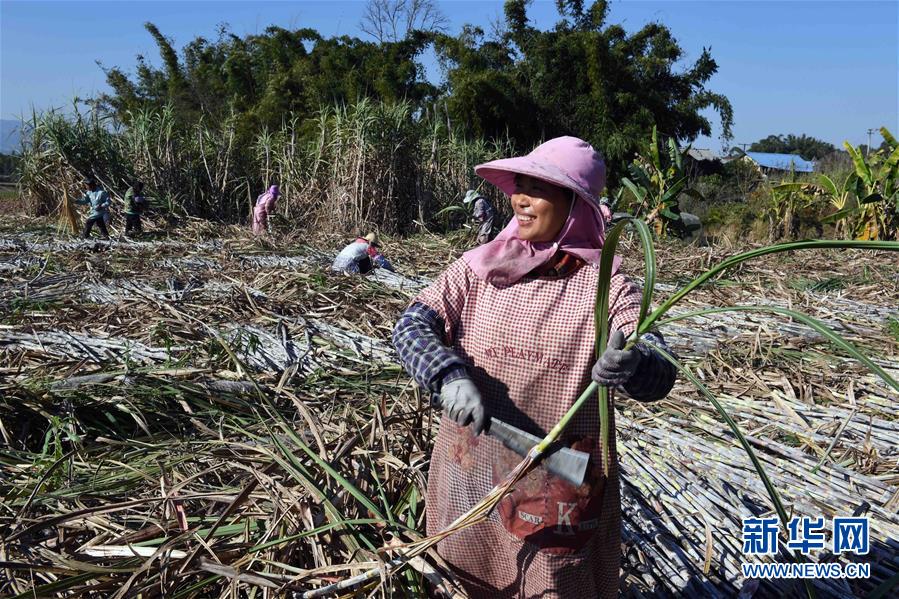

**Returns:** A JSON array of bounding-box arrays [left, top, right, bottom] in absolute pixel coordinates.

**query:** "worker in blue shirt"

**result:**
[[75, 178, 111, 240]]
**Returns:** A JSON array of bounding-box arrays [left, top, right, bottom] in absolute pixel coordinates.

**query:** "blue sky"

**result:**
[[1, 0, 897, 151]]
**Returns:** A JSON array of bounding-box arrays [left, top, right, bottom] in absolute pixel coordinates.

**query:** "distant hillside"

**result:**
[[1, 120, 22, 153]]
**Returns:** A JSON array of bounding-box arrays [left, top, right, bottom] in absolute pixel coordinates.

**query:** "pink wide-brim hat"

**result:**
[[474, 136, 606, 215]]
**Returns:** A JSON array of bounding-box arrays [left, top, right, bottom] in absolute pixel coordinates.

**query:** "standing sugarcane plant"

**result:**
[[305, 219, 899, 597]]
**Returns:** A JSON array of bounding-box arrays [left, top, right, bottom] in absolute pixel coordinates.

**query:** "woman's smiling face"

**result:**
[[510, 175, 572, 242]]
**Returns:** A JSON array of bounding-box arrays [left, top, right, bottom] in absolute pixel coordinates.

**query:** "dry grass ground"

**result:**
[[1, 211, 897, 598]]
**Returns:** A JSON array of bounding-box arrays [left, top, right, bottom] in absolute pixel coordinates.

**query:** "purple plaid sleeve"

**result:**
[[392, 302, 468, 394], [622, 331, 677, 402]]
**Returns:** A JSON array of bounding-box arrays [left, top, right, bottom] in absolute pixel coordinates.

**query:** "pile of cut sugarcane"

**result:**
[[1, 214, 897, 598]]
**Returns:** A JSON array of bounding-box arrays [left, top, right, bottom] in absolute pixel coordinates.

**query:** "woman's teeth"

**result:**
[[516, 214, 535, 223]]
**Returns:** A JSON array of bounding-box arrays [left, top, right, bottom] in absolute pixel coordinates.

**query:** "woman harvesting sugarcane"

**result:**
[[393, 136, 677, 598]]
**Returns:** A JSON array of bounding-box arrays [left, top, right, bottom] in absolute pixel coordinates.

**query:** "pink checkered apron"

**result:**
[[415, 258, 642, 598]]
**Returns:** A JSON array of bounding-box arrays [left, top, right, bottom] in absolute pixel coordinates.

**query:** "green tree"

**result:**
[[98, 22, 436, 132], [436, 0, 734, 179], [434, 25, 537, 140], [748, 133, 835, 160]]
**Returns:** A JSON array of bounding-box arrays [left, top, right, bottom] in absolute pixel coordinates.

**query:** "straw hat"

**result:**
[[364, 232, 380, 247], [463, 189, 481, 204]]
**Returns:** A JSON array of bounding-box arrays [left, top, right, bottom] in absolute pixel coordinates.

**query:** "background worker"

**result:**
[[123, 180, 147, 237], [331, 232, 395, 274], [75, 177, 111, 240], [463, 189, 496, 245], [252, 184, 280, 235], [392, 137, 676, 598]]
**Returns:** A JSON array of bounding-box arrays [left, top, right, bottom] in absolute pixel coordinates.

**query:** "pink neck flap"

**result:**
[[462, 196, 621, 287]]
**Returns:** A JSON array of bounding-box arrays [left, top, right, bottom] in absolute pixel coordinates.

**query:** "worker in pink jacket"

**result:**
[[252, 184, 280, 235]]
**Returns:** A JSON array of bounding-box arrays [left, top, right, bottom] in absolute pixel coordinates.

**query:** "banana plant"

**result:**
[[769, 174, 817, 241], [832, 127, 899, 240], [817, 171, 858, 239], [621, 126, 703, 237]]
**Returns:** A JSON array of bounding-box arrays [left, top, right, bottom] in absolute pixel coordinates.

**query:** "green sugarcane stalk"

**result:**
[[535, 219, 654, 473]]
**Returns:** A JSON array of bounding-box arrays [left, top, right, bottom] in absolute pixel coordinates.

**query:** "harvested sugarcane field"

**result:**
[[1, 209, 898, 598], [3, 1, 899, 598]]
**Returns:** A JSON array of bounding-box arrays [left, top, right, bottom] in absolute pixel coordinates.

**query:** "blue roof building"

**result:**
[[744, 152, 816, 173]]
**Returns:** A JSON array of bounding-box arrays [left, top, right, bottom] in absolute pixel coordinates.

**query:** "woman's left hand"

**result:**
[[440, 378, 487, 435], [591, 329, 642, 387]]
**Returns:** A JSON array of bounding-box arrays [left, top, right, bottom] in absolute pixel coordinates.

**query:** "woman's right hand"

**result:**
[[439, 378, 487, 435]]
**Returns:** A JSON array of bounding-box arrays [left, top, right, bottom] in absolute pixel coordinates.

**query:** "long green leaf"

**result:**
[[658, 177, 687, 206], [884, 144, 899, 170], [818, 175, 838, 198], [621, 177, 647, 202], [820, 206, 863, 224], [841, 172, 858, 194], [211, 333, 375, 555], [593, 220, 628, 474], [668, 137, 681, 170], [647, 343, 815, 599], [9, 573, 101, 598], [638, 240, 899, 335], [879, 126, 897, 149], [844, 141, 873, 185], [262, 431, 371, 553], [169, 576, 223, 598], [249, 518, 387, 553], [650, 126, 661, 170], [859, 192, 884, 205], [627, 163, 653, 193], [273, 423, 384, 520], [657, 306, 899, 393], [217, 331, 386, 521], [629, 218, 657, 325]]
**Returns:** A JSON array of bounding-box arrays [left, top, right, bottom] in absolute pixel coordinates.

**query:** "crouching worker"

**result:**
[[124, 181, 147, 237], [331, 232, 395, 274], [391, 136, 676, 598], [253, 185, 280, 235], [76, 178, 111, 240]]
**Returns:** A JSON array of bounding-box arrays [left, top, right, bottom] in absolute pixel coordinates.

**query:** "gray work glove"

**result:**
[[439, 377, 487, 435], [592, 329, 642, 387]]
